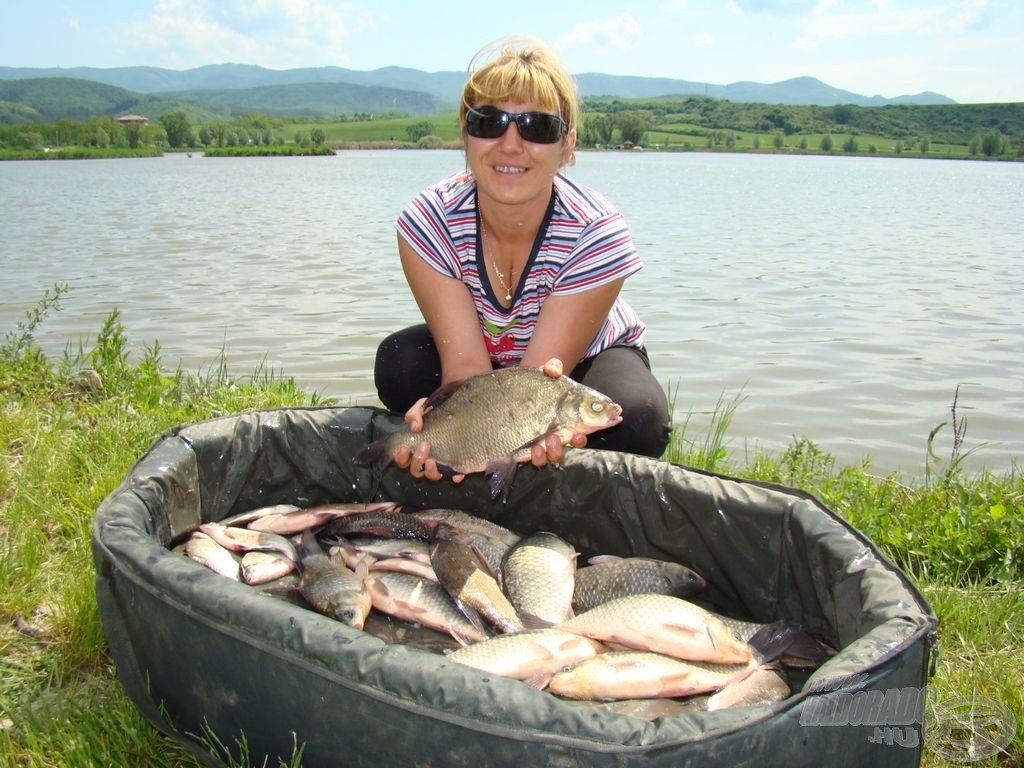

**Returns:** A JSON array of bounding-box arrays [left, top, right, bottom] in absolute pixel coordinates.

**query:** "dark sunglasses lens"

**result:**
[[516, 113, 564, 144], [466, 108, 564, 144], [466, 108, 508, 139]]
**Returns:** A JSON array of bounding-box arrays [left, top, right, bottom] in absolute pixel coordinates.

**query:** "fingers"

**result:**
[[542, 357, 563, 378], [404, 397, 429, 433]]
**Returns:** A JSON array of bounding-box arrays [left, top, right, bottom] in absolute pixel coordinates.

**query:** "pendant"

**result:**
[[504, 290, 512, 301]]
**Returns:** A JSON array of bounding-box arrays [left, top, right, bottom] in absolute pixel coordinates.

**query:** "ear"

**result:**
[[562, 128, 577, 167]]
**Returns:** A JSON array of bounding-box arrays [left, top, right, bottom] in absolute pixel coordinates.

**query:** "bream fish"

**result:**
[[572, 555, 706, 612], [355, 366, 623, 499], [446, 629, 605, 688], [430, 523, 523, 635], [548, 650, 760, 701], [502, 532, 578, 628], [555, 593, 752, 665], [365, 571, 487, 646]]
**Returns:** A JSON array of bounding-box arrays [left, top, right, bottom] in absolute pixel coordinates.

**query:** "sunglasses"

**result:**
[[464, 106, 567, 144]]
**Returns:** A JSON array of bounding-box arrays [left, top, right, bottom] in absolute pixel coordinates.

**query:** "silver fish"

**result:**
[[446, 629, 605, 688], [220, 503, 300, 528], [411, 508, 521, 547], [247, 501, 401, 535], [330, 536, 432, 565], [364, 572, 487, 646], [182, 532, 242, 580], [572, 555, 706, 612], [240, 550, 297, 585], [706, 666, 791, 710], [548, 651, 759, 701], [502, 532, 577, 628], [368, 556, 437, 581], [299, 553, 371, 630], [356, 366, 623, 498], [555, 594, 753, 665], [197, 522, 298, 562], [430, 524, 523, 635]]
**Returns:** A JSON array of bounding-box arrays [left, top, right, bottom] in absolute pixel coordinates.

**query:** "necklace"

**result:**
[[481, 222, 514, 302]]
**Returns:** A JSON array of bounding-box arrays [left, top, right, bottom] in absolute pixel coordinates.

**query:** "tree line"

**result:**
[[0, 112, 330, 151]]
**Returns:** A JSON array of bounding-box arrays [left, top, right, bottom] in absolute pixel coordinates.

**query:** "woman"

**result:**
[[374, 36, 670, 481]]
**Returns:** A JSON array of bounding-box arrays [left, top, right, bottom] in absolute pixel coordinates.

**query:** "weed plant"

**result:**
[[1, 287, 1020, 766]]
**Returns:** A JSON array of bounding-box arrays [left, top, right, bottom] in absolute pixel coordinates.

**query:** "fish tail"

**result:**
[[486, 457, 519, 501]]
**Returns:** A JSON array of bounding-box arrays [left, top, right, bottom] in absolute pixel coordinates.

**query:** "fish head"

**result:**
[[334, 590, 373, 630], [558, 384, 623, 435]]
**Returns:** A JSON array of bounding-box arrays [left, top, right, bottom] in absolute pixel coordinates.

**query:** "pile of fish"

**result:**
[[173, 501, 834, 715]]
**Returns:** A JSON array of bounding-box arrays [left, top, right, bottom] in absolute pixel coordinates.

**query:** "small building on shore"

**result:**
[[117, 114, 150, 125]]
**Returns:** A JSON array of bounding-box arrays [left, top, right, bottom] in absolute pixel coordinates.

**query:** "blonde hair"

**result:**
[[459, 36, 579, 142]]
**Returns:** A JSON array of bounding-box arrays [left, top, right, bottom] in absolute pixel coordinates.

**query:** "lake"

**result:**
[[1, 150, 1021, 475]]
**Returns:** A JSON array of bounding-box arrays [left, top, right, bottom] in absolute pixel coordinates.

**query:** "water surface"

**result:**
[[1, 150, 1020, 474]]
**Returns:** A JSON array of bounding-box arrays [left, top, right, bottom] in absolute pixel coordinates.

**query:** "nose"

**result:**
[[497, 120, 526, 149]]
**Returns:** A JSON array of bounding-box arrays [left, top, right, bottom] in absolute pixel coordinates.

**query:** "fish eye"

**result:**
[[340, 609, 356, 622], [590, 402, 605, 413]]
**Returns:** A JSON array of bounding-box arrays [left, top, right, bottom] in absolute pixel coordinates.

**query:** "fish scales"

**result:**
[[299, 553, 371, 630], [365, 572, 487, 646], [555, 593, 753, 665], [572, 556, 706, 612], [446, 629, 605, 686], [430, 528, 523, 635], [547, 650, 758, 701], [502, 532, 577, 628]]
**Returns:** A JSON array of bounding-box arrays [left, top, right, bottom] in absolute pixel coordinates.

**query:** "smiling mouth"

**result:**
[[495, 165, 526, 175]]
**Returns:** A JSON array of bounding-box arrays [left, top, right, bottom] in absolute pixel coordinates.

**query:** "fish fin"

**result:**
[[520, 613, 555, 630], [353, 435, 393, 469], [422, 378, 465, 410], [523, 673, 554, 690], [451, 599, 489, 636], [485, 457, 519, 501], [586, 554, 623, 565], [748, 621, 837, 666], [297, 529, 323, 559]]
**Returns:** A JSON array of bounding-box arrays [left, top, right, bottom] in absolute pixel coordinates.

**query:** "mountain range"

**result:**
[[0, 63, 956, 118]]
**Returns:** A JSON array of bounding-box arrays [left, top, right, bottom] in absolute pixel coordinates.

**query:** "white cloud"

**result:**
[[119, 0, 376, 68], [557, 12, 644, 51], [695, 31, 716, 47], [794, 0, 1001, 47]]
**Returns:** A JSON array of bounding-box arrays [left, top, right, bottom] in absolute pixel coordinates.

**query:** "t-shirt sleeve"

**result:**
[[395, 189, 462, 279], [551, 211, 644, 295]]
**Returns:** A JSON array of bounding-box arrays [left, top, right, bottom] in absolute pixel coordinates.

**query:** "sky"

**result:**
[[3, 0, 1022, 104]]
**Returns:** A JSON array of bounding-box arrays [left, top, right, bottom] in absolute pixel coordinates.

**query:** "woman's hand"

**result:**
[[393, 397, 463, 483], [531, 358, 587, 467]]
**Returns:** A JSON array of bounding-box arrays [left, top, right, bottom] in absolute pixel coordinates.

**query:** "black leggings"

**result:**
[[374, 324, 671, 459]]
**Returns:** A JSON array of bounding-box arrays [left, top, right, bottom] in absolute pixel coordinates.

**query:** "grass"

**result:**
[[1, 289, 1020, 766]]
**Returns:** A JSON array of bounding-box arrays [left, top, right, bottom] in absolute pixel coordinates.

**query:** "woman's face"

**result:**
[[465, 100, 576, 214]]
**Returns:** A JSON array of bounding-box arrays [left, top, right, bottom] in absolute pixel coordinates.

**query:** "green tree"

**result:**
[[842, 135, 858, 153], [614, 110, 654, 145], [123, 122, 143, 149], [919, 136, 930, 153], [820, 133, 834, 152], [159, 111, 193, 149], [980, 131, 1007, 157], [406, 121, 435, 142], [580, 114, 613, 146], [772, 131, 784, 150], [310, 128, 327, 145]]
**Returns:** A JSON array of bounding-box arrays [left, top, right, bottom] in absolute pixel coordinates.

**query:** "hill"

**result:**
[[0, 63, 956, 107]]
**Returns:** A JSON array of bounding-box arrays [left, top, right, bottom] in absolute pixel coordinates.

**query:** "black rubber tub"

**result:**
[[92, 406, 938, 767]]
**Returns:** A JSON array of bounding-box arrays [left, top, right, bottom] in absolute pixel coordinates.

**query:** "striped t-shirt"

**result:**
[[395, 171, 646, 367]]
